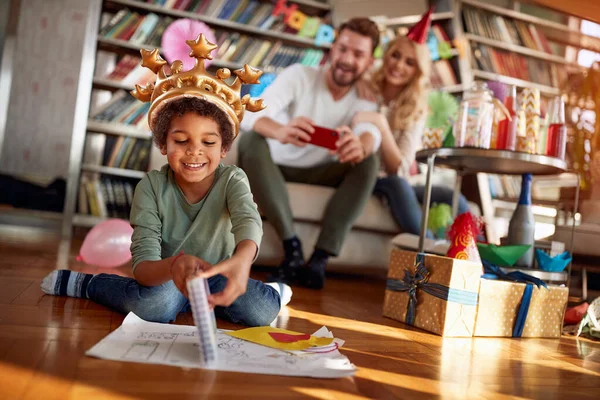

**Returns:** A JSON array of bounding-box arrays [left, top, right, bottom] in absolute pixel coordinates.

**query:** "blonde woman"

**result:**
[[354, 35, 469, 238]]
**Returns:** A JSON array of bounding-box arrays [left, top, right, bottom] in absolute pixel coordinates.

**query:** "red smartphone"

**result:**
[[305, 125, 340, 150]]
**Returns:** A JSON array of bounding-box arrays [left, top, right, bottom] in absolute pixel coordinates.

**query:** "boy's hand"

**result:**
[[275, 116, 315, 147], [171, 254, 210, 298], [199, 256, 252, 308]]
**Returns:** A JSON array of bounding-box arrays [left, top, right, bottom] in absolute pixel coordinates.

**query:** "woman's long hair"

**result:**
[[370, 35, 431, 134]]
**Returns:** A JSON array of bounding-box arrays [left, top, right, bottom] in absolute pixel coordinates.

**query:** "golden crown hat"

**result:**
[[130, 33, 266, 137]]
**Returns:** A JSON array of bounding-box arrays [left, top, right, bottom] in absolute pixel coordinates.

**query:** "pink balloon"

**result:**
[[77, 219, 133, 268], [161, 19, 216, 71]]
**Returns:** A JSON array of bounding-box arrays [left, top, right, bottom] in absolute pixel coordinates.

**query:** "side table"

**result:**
[[415, 148, 580, 296]]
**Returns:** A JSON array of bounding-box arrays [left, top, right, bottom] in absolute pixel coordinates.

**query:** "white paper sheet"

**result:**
[[85, 313, 356, 379]]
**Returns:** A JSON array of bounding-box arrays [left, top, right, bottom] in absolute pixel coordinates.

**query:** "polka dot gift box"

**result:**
[[474, 279, 568, 338], [383, 249, 482, 337]]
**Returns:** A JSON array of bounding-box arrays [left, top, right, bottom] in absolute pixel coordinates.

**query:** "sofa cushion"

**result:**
[[283, 182, 399, 234], [256, 221, 395, 270]]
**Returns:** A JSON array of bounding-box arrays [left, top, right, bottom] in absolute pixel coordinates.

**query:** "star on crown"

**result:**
[[131, 33, 266, 136]]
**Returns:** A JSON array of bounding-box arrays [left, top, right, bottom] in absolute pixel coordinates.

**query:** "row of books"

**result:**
[[137, 0, 327, 32], [463, 7, 559, 55], [79, 176, 137, 219], [91, 91, 150, 128], [102, 36, 325, 90], [100, 9, 173, 47], [101, 135, 153, 171], [213, 30, 327, 70], [471, 44, 567, 88], [488, 174, 522, 199], [488, 174, 559, 201], [102, 1, 318, 47]]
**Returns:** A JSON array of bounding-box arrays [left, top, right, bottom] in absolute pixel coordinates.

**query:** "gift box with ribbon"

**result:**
[[383, 249, 482, 337], [473, 261, 569, 338]]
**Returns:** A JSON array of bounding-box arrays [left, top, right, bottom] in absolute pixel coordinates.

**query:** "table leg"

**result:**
[[452, 171, 464, 218], [567, 172, 583, 303], [418, 154, 436, 253]]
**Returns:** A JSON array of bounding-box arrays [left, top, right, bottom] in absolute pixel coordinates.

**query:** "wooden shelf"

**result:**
[[96, 38, 245, 70], [493, 196, 565, 208], [439, 83, 466, 94], [106, 0, 331, 50], [73, 214, 105, 228], [385, 11, 455, 26], [291, 0, 331, 10], [81, 164, 147, 179], [87, 119, 151, 139], [471, 69, 560, 95], [92, 77, 134, 92], [466, 33, 578, 66], [461, 0, 600, 53]]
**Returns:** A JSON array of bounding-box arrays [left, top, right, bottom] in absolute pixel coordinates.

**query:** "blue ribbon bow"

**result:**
[[481, 259, 547, 337], [386, 253, 478, 326]]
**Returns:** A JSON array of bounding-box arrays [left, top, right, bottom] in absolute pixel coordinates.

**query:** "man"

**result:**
[[238, 17, 381, 290]]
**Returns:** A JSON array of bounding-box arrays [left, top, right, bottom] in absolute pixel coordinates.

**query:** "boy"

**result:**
[[41, 34, 290, 326]]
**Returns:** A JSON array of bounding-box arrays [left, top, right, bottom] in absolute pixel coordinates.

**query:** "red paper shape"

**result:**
[[407, 6, 434, 45], [268, 332, 310, 343]]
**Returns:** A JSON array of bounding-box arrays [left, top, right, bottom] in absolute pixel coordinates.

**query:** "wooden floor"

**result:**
[[1, 225, 600, 399]]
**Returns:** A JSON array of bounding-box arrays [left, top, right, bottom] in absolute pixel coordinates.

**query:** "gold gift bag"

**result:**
[[474, 279, 568, 338], [383, 249, 482, 337]]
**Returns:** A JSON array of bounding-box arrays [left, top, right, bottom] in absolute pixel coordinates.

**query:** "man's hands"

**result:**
[[332, 126, 367, 164], [272, 116, 368, 164], [274, 116, 314, 147]]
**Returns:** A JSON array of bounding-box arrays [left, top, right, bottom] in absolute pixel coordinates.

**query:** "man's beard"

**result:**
[[331, 63, 360, 87]]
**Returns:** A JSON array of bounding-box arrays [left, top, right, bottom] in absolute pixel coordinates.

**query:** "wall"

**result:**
[[330, 0, 428, 25], [0, 0, 91, 180]]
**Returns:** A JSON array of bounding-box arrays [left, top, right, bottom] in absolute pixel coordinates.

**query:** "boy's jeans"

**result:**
[[87, 274, 281, 326]]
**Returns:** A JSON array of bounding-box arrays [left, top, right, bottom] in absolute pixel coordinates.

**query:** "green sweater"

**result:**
[[129, 163, 263, 271]]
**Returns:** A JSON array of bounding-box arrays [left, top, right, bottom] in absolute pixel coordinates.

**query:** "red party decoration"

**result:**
[[268, 332, 311, 343], [446, 212, 483, 265], [407, 6, 434, 45]]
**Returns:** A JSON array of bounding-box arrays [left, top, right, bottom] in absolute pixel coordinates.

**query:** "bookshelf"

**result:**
[[461, 0, 600, 53], [58, 0, 333, 268], [105, 0, 332, 49], [457, 0, 597, 95]]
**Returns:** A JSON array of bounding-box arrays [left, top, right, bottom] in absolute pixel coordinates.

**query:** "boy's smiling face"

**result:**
[[160, 112, 227, 202]]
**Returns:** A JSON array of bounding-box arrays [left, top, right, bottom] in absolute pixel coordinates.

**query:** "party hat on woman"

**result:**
[[406, 6, 434, 44]]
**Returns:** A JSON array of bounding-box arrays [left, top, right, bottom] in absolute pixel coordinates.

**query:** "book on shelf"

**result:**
[[471, 43, 567, 89], [78, 176, 137, 220], [431, 59, 458, 88], [487, 174, 561, 202]]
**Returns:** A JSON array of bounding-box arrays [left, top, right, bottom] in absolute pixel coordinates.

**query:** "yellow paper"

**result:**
[[225, 326, 333, 351]]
